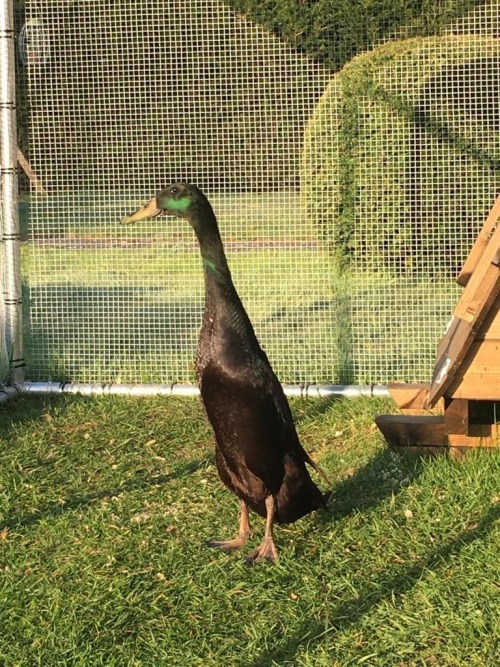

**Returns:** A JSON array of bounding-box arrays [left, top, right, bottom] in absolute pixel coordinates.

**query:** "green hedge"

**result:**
[[302, 35, 500, 277], [17, 0, 329, 193], [225, 0, 483, 70]]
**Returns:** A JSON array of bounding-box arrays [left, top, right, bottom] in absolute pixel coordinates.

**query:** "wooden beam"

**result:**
[[375, 414, 445, 448], [428, 222, 500, 406], [446, 374, 500, 401], [445, 340, 500, 400], [17, 149, 47, 195], [475, 294, 500, 340], [444, 398, 469, 435], [428, 317, 473, 406], [375, 413, 500, 453], [457, 193, 500, 287], [446, 429, 500, 448], [387, 383, 433, 412]]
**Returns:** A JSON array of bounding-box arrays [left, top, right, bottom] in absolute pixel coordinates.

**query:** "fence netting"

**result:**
[[21, 0, 500, 385]]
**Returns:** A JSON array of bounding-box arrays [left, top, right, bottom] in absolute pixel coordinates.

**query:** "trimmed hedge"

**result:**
[[17, 0, 329, 193], [225, 0, 483, 69], [302, 35, 500, 277]]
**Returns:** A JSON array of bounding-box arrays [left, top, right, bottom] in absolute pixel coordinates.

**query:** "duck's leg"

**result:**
[[245, 495, 278, 565], [206, 499, 251, 551]]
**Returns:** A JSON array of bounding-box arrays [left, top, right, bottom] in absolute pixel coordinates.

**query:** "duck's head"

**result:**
[[121, 183, 212, 225]]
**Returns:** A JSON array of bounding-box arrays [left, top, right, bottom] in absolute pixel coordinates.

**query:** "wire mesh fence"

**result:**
[[15, 0, 500, 386]]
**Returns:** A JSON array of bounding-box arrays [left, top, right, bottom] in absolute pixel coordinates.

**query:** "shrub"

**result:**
[[18, 0, 329, 193], [302, 35, 500, 277], [225, 0, 483, 70]]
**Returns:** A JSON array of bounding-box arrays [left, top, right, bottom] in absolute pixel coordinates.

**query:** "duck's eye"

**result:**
[[170, 186, 179, 196]]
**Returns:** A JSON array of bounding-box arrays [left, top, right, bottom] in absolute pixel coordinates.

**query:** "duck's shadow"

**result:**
[[250, 502, 498, 667], [289, 395, 417, 520], [249, 438, 498, 666], [320, 447, 423, 521]]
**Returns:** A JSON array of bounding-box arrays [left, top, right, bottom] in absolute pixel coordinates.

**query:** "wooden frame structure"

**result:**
[[377, 194, 500, 455]]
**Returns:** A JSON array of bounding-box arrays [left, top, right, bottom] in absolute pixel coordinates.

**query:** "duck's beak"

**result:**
[[121, 196, 161, 224]]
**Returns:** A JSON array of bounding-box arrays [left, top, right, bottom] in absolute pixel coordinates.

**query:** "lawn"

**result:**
[[0, 394, 498, 666], [9, 191, 497, 664], [23, 191, 460, 385]]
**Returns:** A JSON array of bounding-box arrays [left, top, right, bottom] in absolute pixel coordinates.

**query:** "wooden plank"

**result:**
[[428, 318, 473, 406], [457, 193, 500, 286], [446, 374, 500, 400], [457, 365, 500, 376], [476, 294, 500, 340], [375, 414, 445, 448], [436, 292, 500, 362], [446, 432, 500, 448], [387, 383, 431, 411], [376, 414, 500, 450], [454, 261, 500, 324], [428, 223, 500, 406], [435, 315, 458, 361], [447, 420, 500, 454], [455, 339, 500, 371], [430, 211, 500, 405], [453, 220, 500, 323], [444, 398, 469, 435]]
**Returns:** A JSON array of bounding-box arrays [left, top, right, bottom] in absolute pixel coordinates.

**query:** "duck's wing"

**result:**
[[218, 342, 331, 487], [200, 360, 291, 504], [262, 357, 331, 487]]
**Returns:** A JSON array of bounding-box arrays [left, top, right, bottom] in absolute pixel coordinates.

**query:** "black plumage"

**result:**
[[122, 183, 330, 563]]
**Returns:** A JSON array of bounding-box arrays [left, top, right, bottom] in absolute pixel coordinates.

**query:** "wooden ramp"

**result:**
[[376, 193, 500, 455]]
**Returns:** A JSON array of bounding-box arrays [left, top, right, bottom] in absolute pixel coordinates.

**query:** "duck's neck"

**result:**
[[200, 232, 231, 283], [192, 212, 238, 303], [193, 210, 257, 344]]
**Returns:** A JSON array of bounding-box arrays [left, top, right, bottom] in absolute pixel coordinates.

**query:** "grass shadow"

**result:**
[[324, 448, 424, 519], [0, 393, 71, 431], [290, 395, 344, 425], [0, 454, 212, 532], [24, 284, 203, 381], [250, 501, 499, 666]]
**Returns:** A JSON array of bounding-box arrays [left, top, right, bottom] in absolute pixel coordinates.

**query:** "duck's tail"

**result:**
[[275, 454, 331, 523], [304, 452, 332, 488]]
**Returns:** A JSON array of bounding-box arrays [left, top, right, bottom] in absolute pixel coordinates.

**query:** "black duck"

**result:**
[[122, 183, 330, 563]]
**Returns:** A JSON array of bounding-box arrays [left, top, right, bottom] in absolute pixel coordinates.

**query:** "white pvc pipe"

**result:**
[[0, 382, 21, 402], [19, 380, 389, 399]]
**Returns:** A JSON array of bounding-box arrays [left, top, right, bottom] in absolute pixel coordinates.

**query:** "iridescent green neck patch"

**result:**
[[203, 258, 220, 274], [166, 196, 191, 213]]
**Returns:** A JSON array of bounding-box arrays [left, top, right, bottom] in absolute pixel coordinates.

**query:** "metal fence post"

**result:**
[[0, 0, 24, 386]]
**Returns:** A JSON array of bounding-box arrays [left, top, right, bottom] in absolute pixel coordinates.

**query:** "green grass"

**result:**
[[23, 192, 459, 385], [1, 394, 498, 666]]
